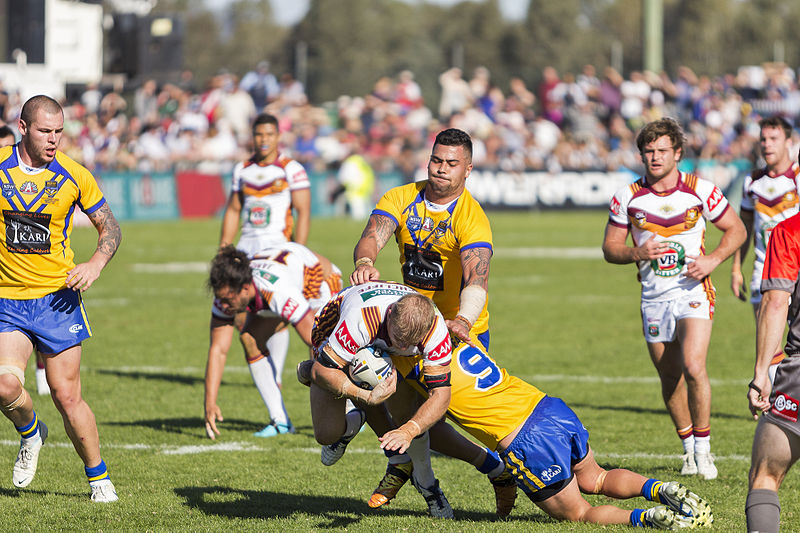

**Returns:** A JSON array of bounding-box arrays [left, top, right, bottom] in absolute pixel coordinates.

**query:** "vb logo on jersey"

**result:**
[[760, 220, 778, 247], [651, 241, 685, 277]]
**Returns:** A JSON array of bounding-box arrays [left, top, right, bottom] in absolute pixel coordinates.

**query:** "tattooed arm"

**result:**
[[349, 213, 398, 285], [65, 203, 122, 292], [446, 246, 492, 346]]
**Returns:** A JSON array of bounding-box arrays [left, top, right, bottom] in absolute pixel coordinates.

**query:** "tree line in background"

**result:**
[[146, 0, 800, 105]]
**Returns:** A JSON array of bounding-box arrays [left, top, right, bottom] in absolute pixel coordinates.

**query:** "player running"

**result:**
[[205, 243, 341, 439], [731, 115, 800, 381], [603, 117, 745, 479]]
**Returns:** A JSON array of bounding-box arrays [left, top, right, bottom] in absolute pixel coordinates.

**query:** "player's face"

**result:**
[[252, 123, 280, 162], [19, 108, 64, 167], [641, 135, 680, 182], [760, 126, 791, 170], [426, 143, 472, 202], [214, 284, 253, 314]]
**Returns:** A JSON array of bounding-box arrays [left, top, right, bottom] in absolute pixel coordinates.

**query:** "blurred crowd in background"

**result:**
[[1, 61, 799, 180]]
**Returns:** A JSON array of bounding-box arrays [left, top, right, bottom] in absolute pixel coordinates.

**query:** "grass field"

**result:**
[[0, 210, 789, 531]]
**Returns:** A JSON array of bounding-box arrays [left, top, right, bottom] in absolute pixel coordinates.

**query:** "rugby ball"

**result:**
[[348, 345, 393, 390]]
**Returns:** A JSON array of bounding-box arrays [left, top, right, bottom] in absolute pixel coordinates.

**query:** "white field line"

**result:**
[[0, 439, 749, 461], [494, 247, 603, 259], [128, 248, 603, 275], [82, 365, 751, 388]]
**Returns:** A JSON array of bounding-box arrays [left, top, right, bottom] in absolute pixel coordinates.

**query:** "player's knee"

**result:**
[[0, 369, 24, 403], [313, 425, 340, 445], [577, 468, 607, 495], [49, 385, 82, 412], [682, 360, 708, 381]]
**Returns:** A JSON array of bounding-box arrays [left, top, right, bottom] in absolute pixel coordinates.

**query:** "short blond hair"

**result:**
[[388, 293, 436, 347]]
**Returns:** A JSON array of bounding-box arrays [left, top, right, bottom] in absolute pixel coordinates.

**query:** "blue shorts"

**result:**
[[0, 289, 92, 354], [500, 396, 590, 502]]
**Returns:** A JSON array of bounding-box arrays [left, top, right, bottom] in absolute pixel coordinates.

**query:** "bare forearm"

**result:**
[[408, 387, 450, 434], [204, 348, 227, 407], [755, 291, 790, 379]]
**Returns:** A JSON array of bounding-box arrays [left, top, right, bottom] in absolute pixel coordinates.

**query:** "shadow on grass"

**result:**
[[0, 487, 82, 499], [94, 369, 203, 386], [105, 417, 313, 439], [174, 485, 547, 526], [571, 402, 745, 420]]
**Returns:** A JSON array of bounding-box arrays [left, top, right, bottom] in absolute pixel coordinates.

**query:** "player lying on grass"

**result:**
[[379, 339, 714, 528], [206, 243, 341, 438]]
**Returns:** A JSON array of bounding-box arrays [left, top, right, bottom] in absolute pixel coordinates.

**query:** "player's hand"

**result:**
[[350, 264, 380, 285], [366, 368, 397, 405], [684, 254, 720, 281], [296, 359, 313, 387], [635, 235, 668, 261], [65, 260, 103, 292], [205, 404, 224, 439], [731, 271, 747, 301], [445, 318, 476, 347], [748, 376, 772, 420], [378, 424, 415, 454]]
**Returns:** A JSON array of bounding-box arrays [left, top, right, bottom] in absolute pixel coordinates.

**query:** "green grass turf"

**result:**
[[0, 210, 786, 531]]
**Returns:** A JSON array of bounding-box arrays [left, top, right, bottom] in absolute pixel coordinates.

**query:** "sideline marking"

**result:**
[[494, 247, 603, 259], [81, 365, 751, 387], [132, 262, 208, 273], [0, 439, 749, 461]]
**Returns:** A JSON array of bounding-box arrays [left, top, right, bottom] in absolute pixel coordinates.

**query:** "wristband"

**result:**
[[458, 285, 486, 326], [454, 315, 472, 329], [748, 380, 762, 394], [355, 257, 374, 268]]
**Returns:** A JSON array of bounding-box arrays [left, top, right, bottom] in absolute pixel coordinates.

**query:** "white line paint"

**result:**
[[83, 365, 750, 387], [132, 262, 208, 273], [494, 247, 603, 259], [0, 439, 750, 461]]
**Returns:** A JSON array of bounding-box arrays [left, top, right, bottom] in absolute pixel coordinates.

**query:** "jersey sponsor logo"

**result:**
[[784, 191, 796, 203], [539, 465, 563, 483], [2, 183, 15, 198], [69, 324, 84, 334], [648, 323, 660, 337], [422, 217, 434, 231], [428, 335, 451, 361], [334, 322, 359, 354], [256, 269, 279, 284], [435, 220, 448, 237], [706, 186, 724, 212], [281, 298, 299, 319], [247, 204, 270, 226], [633, 211, 647, 228], [18, 181, 38, 194], [684, 207, 701, 229], [358, 287, 410, 301], [402, 244, 445, 291], [689, 301, 701, 309], [772, 391, 799, 422], [650, 241, 685, 277], [760, 220, 778, 247], [3, 210, 51, 254], [609, 197, 621, 215], [407, 215, 422, 231]]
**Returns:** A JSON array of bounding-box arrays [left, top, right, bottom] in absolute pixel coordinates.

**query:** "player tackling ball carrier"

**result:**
[[603, 117, 745, 480], [388, 338, 714, 528]]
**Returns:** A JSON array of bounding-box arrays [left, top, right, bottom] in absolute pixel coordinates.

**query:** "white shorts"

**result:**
[[641, 293, 714, 343]]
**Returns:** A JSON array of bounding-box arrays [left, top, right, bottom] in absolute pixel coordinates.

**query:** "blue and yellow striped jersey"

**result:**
[[0, 145, 106, 298], [374, 181, 492, 333], [394, 342, 544, 450]]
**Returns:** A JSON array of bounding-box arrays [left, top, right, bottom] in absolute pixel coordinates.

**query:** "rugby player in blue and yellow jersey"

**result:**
[[388, 343, 714, 529], [347, 129, 512, 512], [0, 95, 121, 502]]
